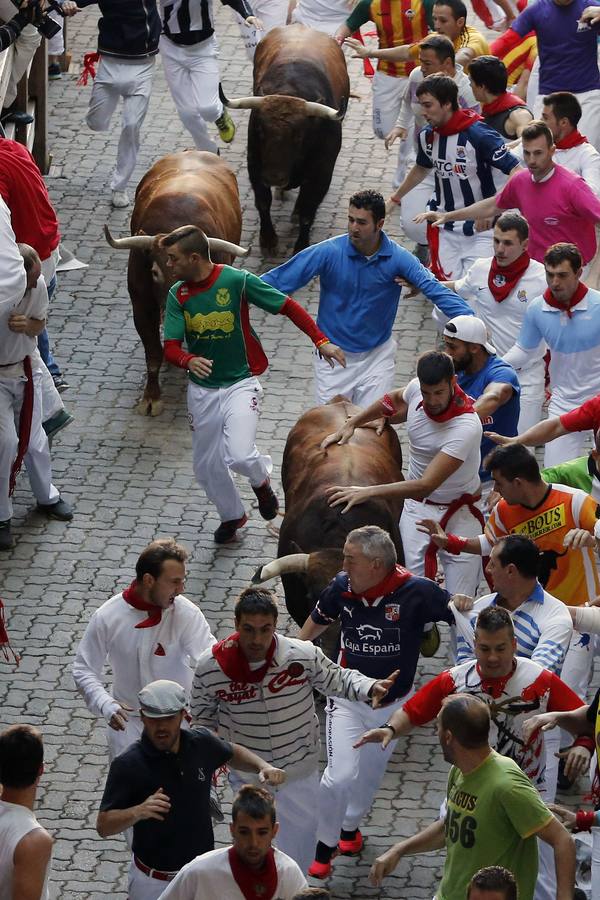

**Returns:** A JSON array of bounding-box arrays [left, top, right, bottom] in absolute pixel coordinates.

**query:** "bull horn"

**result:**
[[207, 237, 250, 257], [104, 225, 154, 251], [253, 553, 310, 583], [219, 82, 266, 110], [303, 100, 341, 119]]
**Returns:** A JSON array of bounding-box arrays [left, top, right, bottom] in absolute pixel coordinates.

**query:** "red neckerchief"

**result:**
[[212, 632, 276, 683], [555, 130, 588, 150], [122, 581, 163, 629], [0, 598, 20, 666], [488, 251, 531, 302], [482, 92, 526, 117], [228, 848, 278, 900], [417, 384, 476, 422], [434, 108, 483, 137], [543, 282, 588, 318], [9, 356, 34, 496], [477, 659, 517, 699], [345, 564, 412, 604]]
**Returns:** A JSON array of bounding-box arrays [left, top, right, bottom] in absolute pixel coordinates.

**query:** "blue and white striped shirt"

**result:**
[[453, 582, 573, 675], [416, 120, 519, 235]]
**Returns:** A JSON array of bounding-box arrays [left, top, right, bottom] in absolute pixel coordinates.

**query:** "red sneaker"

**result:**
[[338, 830, 363, 855], [308, 859, 332, 879], [213, 514, 248, 544]]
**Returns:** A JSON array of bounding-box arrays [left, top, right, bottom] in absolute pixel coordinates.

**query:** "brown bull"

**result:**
[[221, 24, 350, 254], [104, 151, 247, 416], [253, 398, 404, 627]]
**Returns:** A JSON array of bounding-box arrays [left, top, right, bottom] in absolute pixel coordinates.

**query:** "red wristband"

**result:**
[[381, 393, 397, 417], [446, 534, 469, 555], [575, 810, 596, 832]]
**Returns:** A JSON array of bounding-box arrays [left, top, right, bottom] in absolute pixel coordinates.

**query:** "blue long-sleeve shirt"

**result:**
[[261, 232, 473, 353]]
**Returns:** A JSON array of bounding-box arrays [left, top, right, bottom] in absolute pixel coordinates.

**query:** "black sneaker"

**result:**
[[52, 375, 70, 393], [37, 498, 73, 521], [252, 479, 279, 520], [42, 409, 74, 440], [48, 62, 62, 80], [214, 514, 247, 544], [0, 520, 13, 551]]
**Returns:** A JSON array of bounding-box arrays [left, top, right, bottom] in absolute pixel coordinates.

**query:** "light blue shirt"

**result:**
[[261, 232, 472, 353]]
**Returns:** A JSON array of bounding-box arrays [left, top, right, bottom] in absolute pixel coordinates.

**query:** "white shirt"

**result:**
[[72, 591, 216, 722], [160, 846, 307, 900], [455, 257, 547, 357], [0, 276, 48, 374], [0, 801, 50, 900], [0, 197, 26, 313], [402, 377, 482, 503], [397, 64, 479, 138]]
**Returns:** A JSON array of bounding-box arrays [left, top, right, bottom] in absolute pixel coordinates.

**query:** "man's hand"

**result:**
[[319, 341, 347, 369], [486, 489, 501, 512], [188, 356, 213, 378], [416, 518, 449, 550], [136, 788, 171, 823], [61, 1, 80, 14], [8, 314, 43, 337], [245, 14, 263, 27], [483, 430, 516, 446], [385, 126, 407, 149], [451, 593, 474, 612], [370, 669, 400, 708], [548, 803, 577, 831], [475, 217, 494, 232], [258, 765, 286, 785], [580, 5, 600, 25], [354, 727, 395, 749], [108, 705, 133, 732], [344, 36, 370, 58], [521, 711, 560, 744], [321, 421, 356, 449], [326, 484, 372, 512], [557, 745, 592, 782], [563, 528, 595, 550], [413, 210, 448, 226], [394, 275, 419, 298], [386, 196, 400, 217], [369, 847, 402, 886]]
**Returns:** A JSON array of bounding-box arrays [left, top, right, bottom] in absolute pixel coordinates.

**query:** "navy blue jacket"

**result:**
[[77, 0, 161, 59]]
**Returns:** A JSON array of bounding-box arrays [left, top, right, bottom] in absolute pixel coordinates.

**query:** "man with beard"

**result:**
[[368, 694, 575, 900], [96, 680, 286, 900], [442, 314, 520, 503]]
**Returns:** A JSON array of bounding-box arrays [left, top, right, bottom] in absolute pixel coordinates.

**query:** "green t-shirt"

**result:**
[[542, 456, 592, 494], [163, 264, 287, 389], [438, 751, 552, 900]]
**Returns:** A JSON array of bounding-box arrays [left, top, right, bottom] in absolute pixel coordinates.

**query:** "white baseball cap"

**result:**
[[443, 315, 496, 355]]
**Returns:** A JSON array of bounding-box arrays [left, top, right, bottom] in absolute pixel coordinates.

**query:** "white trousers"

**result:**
[[86, 56, 155, 192], [400, 497, 483, 595], [313, 336, 396, 407], [518, 365, 545, 433], [235, 0, 288, 60], [229, 768, 320, 874], [159, 34, 220, 153], [544, 396, 594, 467], [0, 0, 41, 107], [435, 228, 494, 282], [317, 695, 407, 848], [187, 377, 272, 523], [128, 857, 174, 900], [0, 370, 59, 521], [534, 86, 600, 154], [47, 10, 64, 56], [372, 71, 410, 187]]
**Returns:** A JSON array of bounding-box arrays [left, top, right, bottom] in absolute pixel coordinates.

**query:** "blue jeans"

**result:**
[[37, 275, 61, 377]]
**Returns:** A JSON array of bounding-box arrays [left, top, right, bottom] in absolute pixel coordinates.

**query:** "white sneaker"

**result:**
[[111, 190, 130, 208]]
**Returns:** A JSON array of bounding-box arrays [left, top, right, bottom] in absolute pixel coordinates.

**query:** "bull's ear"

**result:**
[[290, 540, 304, 554]]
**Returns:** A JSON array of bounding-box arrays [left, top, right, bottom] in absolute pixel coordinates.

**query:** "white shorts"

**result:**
[[313, 336, 396, 407]]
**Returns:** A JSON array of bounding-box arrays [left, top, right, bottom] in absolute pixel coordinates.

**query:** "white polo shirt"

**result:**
[[454, 257, 547, 357], [403, 378, 482, 503]]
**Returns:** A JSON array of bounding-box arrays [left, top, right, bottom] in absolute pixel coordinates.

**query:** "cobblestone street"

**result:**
[[0, 9, 587, 899]]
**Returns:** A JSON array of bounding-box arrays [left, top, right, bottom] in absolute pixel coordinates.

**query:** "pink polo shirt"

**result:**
[[495, 164, 600, 264]]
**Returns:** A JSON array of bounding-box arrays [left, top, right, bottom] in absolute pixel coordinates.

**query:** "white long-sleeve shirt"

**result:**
[[73, 591, 216, 722], [191, 632, 375, 780], [396, 63, 479, 138], [0, 197, 26, 313]]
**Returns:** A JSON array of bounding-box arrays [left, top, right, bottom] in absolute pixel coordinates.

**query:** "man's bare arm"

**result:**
[[485, 416, 567, 448], [13, 829, 53, 900]]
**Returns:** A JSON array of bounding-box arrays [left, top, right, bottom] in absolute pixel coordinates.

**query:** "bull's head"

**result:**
[[103, 225, 249, 298], [252, 546, 344, 599]]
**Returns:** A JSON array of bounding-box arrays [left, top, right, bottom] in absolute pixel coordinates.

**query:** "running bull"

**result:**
[[104, 151, 247, 416], [253, 398, 404, 627], [220, 24, 350, 255]]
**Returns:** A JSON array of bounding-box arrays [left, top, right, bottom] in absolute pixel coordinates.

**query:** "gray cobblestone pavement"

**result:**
[[0, 9, 592, 899]]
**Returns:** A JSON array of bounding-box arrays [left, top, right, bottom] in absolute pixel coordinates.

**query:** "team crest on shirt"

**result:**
[[216, 288, 231, 307], [492, 273, 507, 287], [405, 7, 415, 16], [455, 146, 466, 159], [517, 290, 528, 302], [197, 768, 206, 781], [385, 603, 401, 622]]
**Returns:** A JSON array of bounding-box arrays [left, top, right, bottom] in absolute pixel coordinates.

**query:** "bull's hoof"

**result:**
[[260, 231, 278, 255], [293, 237, 310, 255], [251, 564, 265, 584], [136, 397, 164, 417]]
